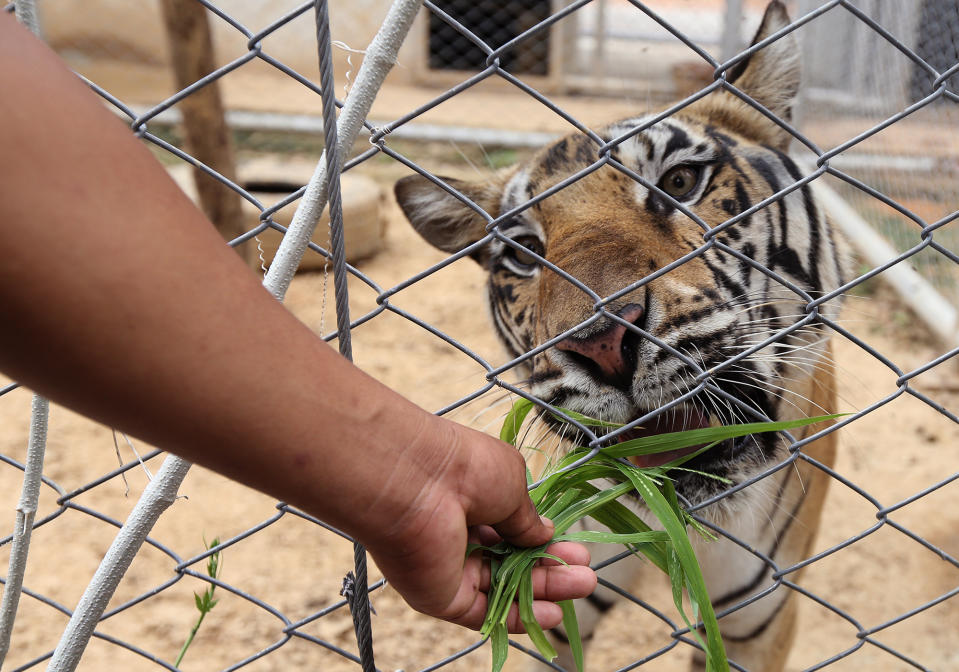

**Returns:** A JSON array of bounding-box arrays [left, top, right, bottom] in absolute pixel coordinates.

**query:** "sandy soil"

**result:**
[[2, 178, 958, 672]]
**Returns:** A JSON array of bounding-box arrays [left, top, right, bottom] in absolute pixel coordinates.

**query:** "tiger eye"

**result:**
[[507, 235, 544, 269], [660, 165, 701, 198]]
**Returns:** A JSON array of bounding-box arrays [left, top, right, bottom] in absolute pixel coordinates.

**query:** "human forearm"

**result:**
[[0, 12, 435, 537], [0, 15, 596, 628]]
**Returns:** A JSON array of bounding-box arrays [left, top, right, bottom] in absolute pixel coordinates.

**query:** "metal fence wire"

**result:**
[[1, 1, 958, 671]]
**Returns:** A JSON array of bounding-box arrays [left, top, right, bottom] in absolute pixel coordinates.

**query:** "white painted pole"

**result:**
[[45, 456, 192, 672], [0, 395, 48, 668], [12, 0, 40, 36], [264, 0, 424, 300]]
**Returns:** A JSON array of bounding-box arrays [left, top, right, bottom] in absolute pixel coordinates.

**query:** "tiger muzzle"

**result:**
[[555, 303, 645, 390]]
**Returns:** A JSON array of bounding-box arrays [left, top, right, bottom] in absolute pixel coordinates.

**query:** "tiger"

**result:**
[[394, 2, 848, 670]]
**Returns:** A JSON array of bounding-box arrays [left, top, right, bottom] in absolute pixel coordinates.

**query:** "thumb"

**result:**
[[494, 509, 555, 549], [461, 429, 554, 548]]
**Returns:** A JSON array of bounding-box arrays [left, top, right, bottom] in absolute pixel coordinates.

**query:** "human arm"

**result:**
[[0, 14, 595, 629]]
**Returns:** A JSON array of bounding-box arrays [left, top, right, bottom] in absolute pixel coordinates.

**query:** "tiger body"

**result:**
[[395, 3, 847, 670]]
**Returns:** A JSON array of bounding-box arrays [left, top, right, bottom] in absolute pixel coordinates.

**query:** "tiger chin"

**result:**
[[395, 2, 848, 670]]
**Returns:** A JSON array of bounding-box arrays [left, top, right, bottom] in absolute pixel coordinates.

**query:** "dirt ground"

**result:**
[[2, 174, 958, 671]]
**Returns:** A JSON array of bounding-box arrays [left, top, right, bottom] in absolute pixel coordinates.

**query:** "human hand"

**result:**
[[359, 417, 597, 631]]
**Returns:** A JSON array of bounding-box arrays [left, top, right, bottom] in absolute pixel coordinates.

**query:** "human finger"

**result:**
[[458, 435, 554, 549], [476, 541, 593, 592], [529, 564, 597, 603], [503, 600, 564, 633], [536, 541, 591, 567]]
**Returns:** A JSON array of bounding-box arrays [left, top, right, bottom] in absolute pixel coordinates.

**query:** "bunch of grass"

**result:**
[[473, 398, 836, 672]]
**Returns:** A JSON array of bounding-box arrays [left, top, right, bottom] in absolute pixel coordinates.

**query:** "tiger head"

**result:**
[[395, 1, 848, 505]]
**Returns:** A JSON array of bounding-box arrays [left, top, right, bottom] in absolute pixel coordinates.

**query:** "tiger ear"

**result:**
[[394, 173, 505, 266], [726, 0, 800, 127]]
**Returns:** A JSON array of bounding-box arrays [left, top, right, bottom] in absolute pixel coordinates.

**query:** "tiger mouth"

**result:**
[[551, 405, 750, 471], [611, 407, 713, 468]]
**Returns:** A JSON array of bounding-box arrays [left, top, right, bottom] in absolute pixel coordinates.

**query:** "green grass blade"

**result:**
[[560, 600, 585, 672], [585, 500, 669, 571], [624, 469, 728, 672], [535, 460, 634, 510], [531, 461, 623, 507], [554, 530, 670, 545], [541, 485, 593, 520], [666, 465, 733, 483], [501, 397, 535, 445], [551, 481, 636, 535], [683, 512, 718, 542], [664, 544, 709, 655], [655, 440, 723, 470], [483, 545, 558, 635], [483, 549, 539, 635], [466, 542, 512, 558], [518, 571, 558, 662], [599, 415, 841, 459], [666, 546, 685, 619], [528, 551, 569, 566], [663, 478, 683, 519], [490, 622, 508, 672]]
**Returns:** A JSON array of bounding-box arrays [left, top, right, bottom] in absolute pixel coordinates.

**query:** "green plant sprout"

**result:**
[[175, 537, 222, 668], [475, 398, 839, 672]]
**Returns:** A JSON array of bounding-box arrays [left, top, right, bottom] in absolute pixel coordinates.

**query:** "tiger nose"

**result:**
[[556, 304, 645, 385]]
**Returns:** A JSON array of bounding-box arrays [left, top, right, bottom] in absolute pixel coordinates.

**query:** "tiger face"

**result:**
[[395, 1, 848, 507]]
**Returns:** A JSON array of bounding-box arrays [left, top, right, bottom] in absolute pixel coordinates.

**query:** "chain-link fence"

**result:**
[[2, 1, 958, 671]]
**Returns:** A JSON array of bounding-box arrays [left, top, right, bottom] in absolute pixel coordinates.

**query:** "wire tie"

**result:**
[[340, 571, 377, 615]]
